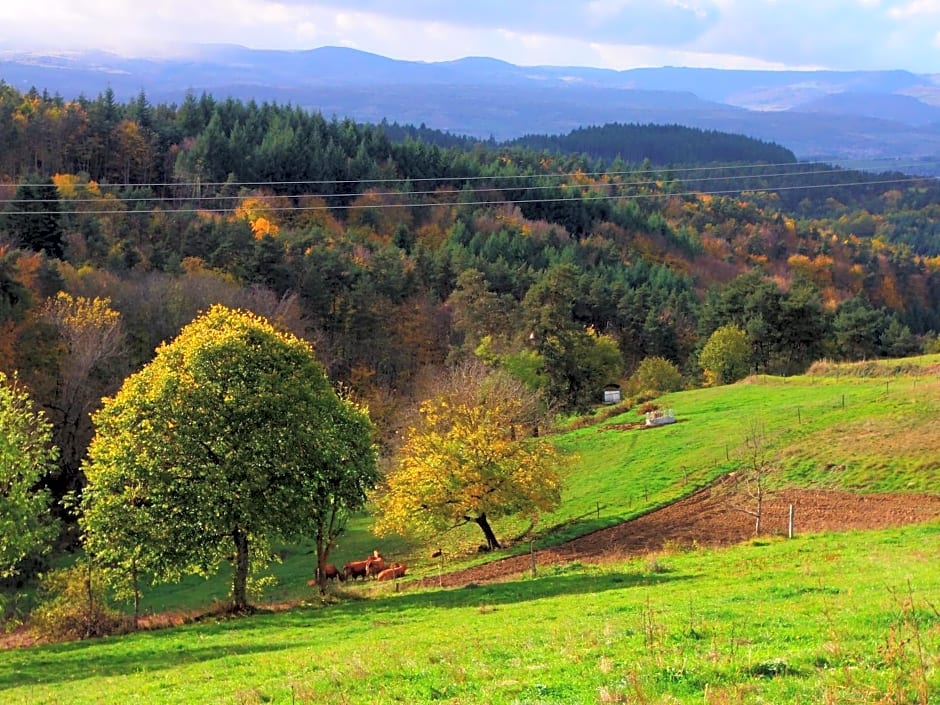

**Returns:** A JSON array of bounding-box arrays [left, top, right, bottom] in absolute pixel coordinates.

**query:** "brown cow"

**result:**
[[344, 550, 384, 581], [366, 556, 387, 578], [376, 563, 407, 581], [343, 559, 371, 581], [320, 563, 345, 582], [306, 563, 345, 587]]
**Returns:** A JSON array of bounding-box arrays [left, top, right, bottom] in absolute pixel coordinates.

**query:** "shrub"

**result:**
[[638, 401, 659, 416], [699, 325, 750, 385], [594, 399, 633, 422], [631, 356, 683, 394], [29, 564, 124, 642]]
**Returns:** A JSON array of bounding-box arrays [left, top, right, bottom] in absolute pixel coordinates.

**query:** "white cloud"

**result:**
[[1, 0, 939, 72], [591, 41, 813, 71], [888, 0, 940, 18]]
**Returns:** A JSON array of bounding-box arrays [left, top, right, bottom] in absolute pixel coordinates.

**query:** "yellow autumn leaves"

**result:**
[[373, 387, 565, 547]]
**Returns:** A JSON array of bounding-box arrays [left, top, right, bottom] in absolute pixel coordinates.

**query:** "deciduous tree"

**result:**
[[80, 305, 376, 611], [631, 356, 683, 394], [523, 264, 622, 411], [0, 371, 58, 579], [373, 366, 564, 551], [699, 324, 750, 385], [39, 293, 124, 508], [726, 420, 776, 536]]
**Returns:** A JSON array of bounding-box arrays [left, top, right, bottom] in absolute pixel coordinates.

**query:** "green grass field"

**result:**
[[3, 524, 938, 703], [546, 359, 940, 540], [139, 359, 940, 610], [4, 356, 940, 703]]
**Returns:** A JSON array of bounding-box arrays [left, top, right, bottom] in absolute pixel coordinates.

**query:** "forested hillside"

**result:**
[[509, 123, 798, 166], [2, 82, 940, 524]]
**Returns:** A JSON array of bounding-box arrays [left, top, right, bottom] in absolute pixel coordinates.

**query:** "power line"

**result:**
[[0, 167, 896, 204], [3, 156, 933, 196], [1, 165, 933, 207], [1, 176, 929, 216]]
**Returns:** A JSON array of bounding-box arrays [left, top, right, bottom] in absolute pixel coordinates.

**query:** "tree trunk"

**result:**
[[315, 515, 341, 595], [755, 491, 763, 536], [131, 556, 140, 630], [315, 540, 328, 596], [475, 513, 502, 550], [232, 527, 250, 612], [754, 474, 765, 536]]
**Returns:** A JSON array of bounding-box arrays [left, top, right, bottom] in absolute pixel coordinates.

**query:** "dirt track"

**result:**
[[412, 479, 940, 589]]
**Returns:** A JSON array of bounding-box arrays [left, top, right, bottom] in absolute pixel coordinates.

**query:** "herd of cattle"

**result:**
[[310, 551, 407, 586]]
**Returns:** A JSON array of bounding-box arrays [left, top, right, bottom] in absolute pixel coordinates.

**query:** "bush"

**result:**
[[593, 399, 633, 422], [699, 325, 750, 385], [631, 356, 683, 394], [30, 564, 124, 642], [638, 401, 659, 416]]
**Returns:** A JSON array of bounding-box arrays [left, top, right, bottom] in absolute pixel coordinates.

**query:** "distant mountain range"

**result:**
[[3, 45, 940, 169]]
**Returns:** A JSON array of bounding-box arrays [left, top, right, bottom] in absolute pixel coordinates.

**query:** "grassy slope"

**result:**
[[5, 357, 940, 702], [3, 524, 938, 703], [545, 359, 940, 542], [141, 357, 940, 610]]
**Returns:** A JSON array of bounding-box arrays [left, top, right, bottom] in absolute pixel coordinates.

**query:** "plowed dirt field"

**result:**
[[413, 478, 940, 589]]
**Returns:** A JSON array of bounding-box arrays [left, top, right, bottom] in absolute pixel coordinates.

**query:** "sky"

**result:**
[[2, 0, 940, 73]]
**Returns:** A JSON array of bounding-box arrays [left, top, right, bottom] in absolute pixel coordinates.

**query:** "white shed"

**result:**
[[603, 385, 622, 405]]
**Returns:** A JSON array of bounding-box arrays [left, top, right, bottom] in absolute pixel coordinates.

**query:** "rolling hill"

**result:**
[[3, 358, 940, 703], [3, 45, 940, 167]]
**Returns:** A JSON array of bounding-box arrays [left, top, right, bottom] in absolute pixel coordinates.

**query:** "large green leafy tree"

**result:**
[[523, 264, 622, 412], [708, 272, 830, 375], [0, 371, 58, 580], [80, 305, 377, 611], [710, 271, 783, 373]]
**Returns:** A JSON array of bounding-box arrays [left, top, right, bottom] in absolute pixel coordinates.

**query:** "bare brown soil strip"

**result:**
[[412, 480, 940, 589]]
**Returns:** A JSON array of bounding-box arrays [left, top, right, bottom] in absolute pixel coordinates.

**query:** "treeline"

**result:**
[[508, 123, 797, 166], [1, 82, 940, 534]]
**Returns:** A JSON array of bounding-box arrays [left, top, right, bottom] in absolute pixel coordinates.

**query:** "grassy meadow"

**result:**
[[544, 354, 940, 542], [4, 356, 940, 703], [127, 355, 940, 611], [2, 524, 938, 703]]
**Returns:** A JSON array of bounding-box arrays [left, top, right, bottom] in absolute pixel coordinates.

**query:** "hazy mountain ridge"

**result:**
[[3, 45, 940, 166], [787, 92, 940, 125]]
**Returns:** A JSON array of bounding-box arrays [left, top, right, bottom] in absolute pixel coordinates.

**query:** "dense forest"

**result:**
[[509, 123, 798, 166], [2, 81, 940, 537]]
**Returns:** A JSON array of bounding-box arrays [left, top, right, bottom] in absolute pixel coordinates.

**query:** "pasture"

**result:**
[[2, 523, 938, 703], [136, 355, 940, 610], [3, 356, 940, 702], [539, 357, 940, 543]]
